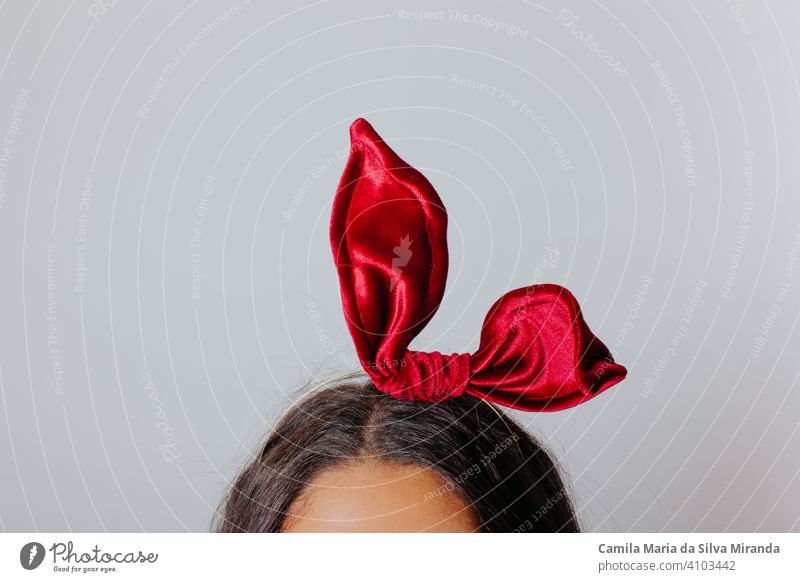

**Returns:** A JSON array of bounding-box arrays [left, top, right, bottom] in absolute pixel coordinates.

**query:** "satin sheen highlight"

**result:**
[[330, 118, 626, 412]]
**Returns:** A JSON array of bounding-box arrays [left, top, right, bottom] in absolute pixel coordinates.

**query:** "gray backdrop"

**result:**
[[0, 0, 798, 532]]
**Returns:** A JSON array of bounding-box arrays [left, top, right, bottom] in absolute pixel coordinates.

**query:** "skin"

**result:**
[[281, 459, 480, 532]]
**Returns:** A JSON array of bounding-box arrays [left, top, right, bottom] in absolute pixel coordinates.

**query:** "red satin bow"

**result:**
[[329, 118, 627, 412]]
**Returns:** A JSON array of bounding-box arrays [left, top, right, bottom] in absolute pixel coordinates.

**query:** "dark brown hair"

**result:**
[[214, 372, 580, 532]]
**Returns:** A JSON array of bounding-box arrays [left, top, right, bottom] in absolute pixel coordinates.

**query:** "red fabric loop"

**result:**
[[375, 351, 472, 403], [329, 118, 627, 412]]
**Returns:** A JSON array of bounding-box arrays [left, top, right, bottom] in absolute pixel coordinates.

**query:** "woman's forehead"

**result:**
[[281, 459, 479, 533]]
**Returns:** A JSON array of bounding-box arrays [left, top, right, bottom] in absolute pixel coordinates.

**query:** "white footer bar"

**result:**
[[1, 533, 796, 581]]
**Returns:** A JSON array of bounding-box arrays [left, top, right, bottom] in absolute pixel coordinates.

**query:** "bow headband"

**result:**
[[329, 118, 626, 412]]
